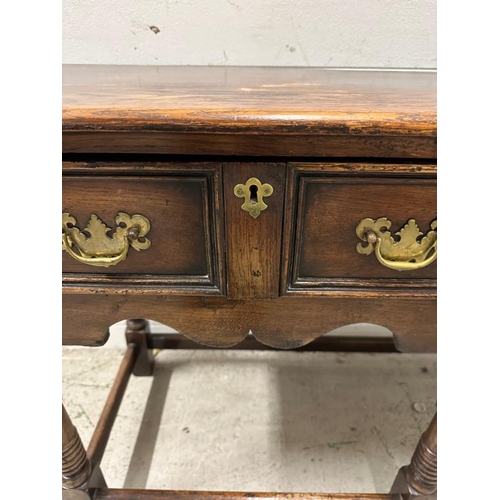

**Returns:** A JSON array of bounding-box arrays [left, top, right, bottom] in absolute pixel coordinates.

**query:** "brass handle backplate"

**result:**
[[62, 212, 151, 267], [234, 177, 274, 219], [356, 218, 437, 271]]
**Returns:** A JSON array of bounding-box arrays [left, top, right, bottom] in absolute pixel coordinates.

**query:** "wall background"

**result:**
[[63, 0, 436, 68]]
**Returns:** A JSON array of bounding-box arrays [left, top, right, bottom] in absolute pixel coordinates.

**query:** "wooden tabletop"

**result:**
[[62, 65, 436, 137]]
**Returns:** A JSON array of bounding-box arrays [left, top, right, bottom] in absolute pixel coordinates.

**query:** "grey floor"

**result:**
[[62, 330, 436, 494]]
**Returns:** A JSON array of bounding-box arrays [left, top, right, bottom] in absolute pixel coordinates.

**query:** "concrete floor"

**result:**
[[62, 340, 436, 494]]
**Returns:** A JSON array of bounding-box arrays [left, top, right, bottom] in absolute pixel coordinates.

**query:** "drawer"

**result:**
[[62, 165, 225, 293], [282, 163, 437, 294]]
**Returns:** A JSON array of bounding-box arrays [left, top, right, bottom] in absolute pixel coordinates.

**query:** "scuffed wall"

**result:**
[[63, 0, 436, 68]]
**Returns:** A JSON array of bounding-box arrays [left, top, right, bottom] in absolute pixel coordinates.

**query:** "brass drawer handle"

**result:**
[[234, 177, 274, 219], [356, 218, 437, 271], [62, 212, 151, 267]]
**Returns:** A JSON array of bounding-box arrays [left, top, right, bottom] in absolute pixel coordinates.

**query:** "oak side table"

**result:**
[[62, 65, 437, 500]]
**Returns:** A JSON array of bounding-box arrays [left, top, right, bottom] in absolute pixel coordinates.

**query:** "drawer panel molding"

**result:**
[[281, 163, 437, 295], [62, 163, 225, 294]]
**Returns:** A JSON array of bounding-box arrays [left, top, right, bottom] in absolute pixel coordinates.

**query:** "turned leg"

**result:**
[[391, 413, 437, 498], [125, 318, 154, 376], [62, 404, 92, 499]]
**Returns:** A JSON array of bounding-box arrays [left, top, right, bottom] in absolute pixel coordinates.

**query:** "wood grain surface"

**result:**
[[62, 164, 225, 292], [93, 490, 392, 500], [63, 66, 436, 135], [224, 163, 286, 299], [62, 292, 436, 352], [281, 163, 437, 294], [293, 179, 436, 280], [62, 65, 436, 157], [63, 132, 436, 158]]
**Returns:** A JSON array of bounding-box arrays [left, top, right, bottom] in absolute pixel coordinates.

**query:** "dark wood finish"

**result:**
[[146, 333, 398, 352], [62, 65, 437, 496], [62, 166, 225, 293], [62, 404, 92, 492], [63, 490, 93, 500], [224, 163, 286, 299], [391, 413, 437, 497], [87, 343, 139, 468], [89, 467, 108, 491], [93, 490, 392, 500], [62, 176, 209, 276], [281, 163, 437, 294], [126, 319, 154, 376], [63, 131, 436, 159], [62, 65, 437, 134], [63, 65, 436, 158], [62, 293, 436, 352], [297, 179, 436, 279]]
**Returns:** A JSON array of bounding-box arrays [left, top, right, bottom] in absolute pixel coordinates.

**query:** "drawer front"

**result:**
[[282, 163, 437, 294], [62, 165, 224, 293]]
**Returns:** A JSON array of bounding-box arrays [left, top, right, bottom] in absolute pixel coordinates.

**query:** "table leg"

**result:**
[[62, 404, 92, 499], [125, 319, 154, 376], [390, 413, 437, 498]]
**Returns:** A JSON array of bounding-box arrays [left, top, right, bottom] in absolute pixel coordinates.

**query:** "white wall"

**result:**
[[63, 0, 436, 68]]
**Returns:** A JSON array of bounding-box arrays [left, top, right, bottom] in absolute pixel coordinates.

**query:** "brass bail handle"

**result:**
[[62, 212, 151, 267], [356, 218, 437, 271], [234, 177, 274, 219]]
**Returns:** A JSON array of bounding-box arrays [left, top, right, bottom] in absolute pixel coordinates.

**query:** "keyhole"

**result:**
[[249, 184, 258, 204]]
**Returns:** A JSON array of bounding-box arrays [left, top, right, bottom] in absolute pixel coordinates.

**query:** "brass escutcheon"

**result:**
[[234, 177, 274, 219], [355, 218, 437, 271], [62, 212, 151, 267]]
